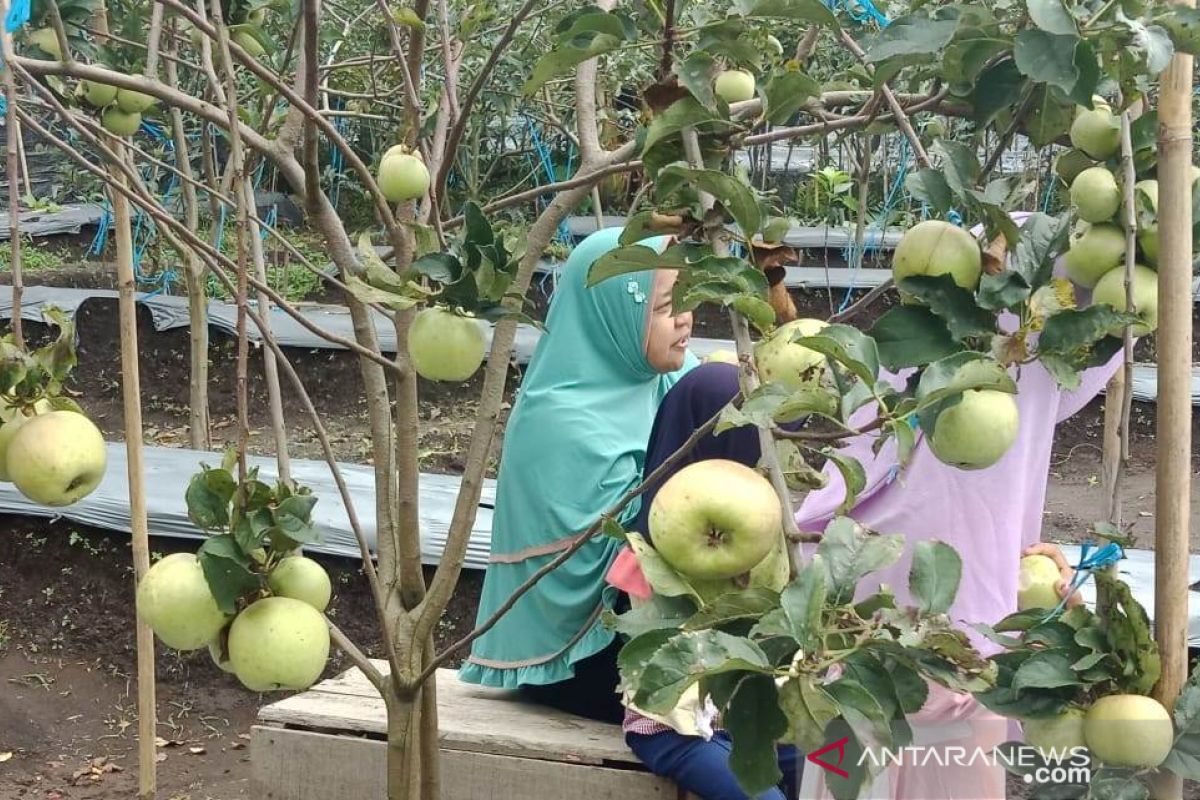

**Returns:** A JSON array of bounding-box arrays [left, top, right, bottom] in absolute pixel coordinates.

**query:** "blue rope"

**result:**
[[838, 136, 908, 312], [4, 0, 29, 33], [1042, 541, 1126, 621], [823, 0, 888, 26]]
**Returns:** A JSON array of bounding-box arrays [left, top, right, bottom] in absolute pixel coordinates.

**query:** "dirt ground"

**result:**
[[0, 251, 1197, 798]]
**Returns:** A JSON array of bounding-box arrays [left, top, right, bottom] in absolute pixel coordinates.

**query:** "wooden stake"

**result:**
[[1152, 8, 1194, 796], [112, 166, 157, 799], [1, 10, 24, 350]]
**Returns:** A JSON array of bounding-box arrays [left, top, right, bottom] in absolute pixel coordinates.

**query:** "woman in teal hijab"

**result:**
[[459, 227, 698, 721]]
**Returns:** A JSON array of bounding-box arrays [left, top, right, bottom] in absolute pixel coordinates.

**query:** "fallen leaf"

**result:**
[[0, 751, 12, 762]]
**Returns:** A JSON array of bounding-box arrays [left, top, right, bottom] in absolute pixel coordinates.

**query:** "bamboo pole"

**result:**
[[1, 9, 24, 350], [1152, 7, 1194, 796], [112, 166, 157, 799]]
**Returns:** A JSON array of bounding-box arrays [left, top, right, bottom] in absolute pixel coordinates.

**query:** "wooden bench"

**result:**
[[252, 662, 693, 799]]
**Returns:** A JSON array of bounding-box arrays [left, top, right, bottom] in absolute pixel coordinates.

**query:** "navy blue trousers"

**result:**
[[627, 730, 801, 800]]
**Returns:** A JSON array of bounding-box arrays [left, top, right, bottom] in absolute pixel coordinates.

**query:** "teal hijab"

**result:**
[[459, 227, 698, 688]]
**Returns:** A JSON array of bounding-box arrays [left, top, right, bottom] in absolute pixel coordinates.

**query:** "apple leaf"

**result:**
[[522, 10, 634, 94], [725, 674, 790, 795], [905, 168, 955, 215], [826, 678, 894, 749], [736, 0, 838, 27], [1087, 775, 1150, 800], [274, 493, 320, 545], [816, 517, 904, 605], [625, 531, 700, 601], [684, 589, 780, 630], [412, 253, 461, 284], [1028, 0, 1077, 35], [794, 324, 880, 385], [675, 51, 718, 108], [773, 385, 840, 423], [1096, 570, 1161, 695], [656, 164, 762, 238], [1010, 650, 1079, 693], [633, 629, 773, 714], [1163, 668, 1200, 780], [822, 450, 865, 514], [344, 276, 421, 310], [780, 554, 827, 651], [1038, 306, 1136, 356], [775, 439, 828, 491], [868, 305, 960, 370], [1014, 30, 1080, 97], [186, 468, 235, 531], [588, 243, 689, 287], [779, 676, 840, 751], [1011, 212, 1071, 290], [197, 535, 261, 615], [604, 595, 695, 638], [717, 382, 791, 434], [896, 275, 996, 341], [617, 628, 677, 688], [914, 351, 1017, 411], [908, 540, 962, 616], [642, 97, 733, 156], [762, 70, 820, 126]]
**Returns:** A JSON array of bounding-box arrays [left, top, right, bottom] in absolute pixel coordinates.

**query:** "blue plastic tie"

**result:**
[[5, 0, 30, 33], [1041, 541, 1126, 621]]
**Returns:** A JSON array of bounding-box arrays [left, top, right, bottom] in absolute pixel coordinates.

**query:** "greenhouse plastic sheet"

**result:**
[[0, 443, 496, 569], [0, 442, 1193, 644], [0, 203, 105, 241], [3, 286, 1197, 404]]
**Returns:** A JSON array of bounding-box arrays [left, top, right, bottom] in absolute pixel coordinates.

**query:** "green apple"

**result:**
[[1092, 264, 1158, 337], [101, 107, 142, 137], [928, 389, 1019, 470], [754, 318, 827, 392], [1069, 102, 1120, 160], [714, 69, 756, 104], [1064, 223, 1125, 288], [267, 555, 332, 612], [115, 88, 157, 114], [0, 399, 52, 481], [1084, 695, 1174, 768], [690, 531, 791, 604], [378, 151, 430, 202], [1017, 554, 1062, 611], [1070, 167, 1121, 223], [408, 307, 486, 382], [81, 79, 118, 108], [765, 35, 784, 58], [228, 596, 330, 692], [649, 459, 782, 580], [1023, 707, 1087, 761], [136, 553, 229, 651], [7, 410, 108, 506], [892, 220, 982, 296]]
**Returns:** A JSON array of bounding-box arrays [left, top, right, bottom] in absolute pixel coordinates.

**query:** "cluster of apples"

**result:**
[[137, 550, 333, 692], [0, 399, 107, 507], [1060, 96, 1185, 336], [76, 77, 157, 137]]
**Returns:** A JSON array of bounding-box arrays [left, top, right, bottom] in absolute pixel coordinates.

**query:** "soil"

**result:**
[[1, 244, 1198, 798]]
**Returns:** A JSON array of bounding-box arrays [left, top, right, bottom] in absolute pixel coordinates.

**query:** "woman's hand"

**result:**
[[1023, 543, 1083, 609]]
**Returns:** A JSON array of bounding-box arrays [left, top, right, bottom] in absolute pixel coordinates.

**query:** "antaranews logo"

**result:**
[[806, 737, 1093, 794]]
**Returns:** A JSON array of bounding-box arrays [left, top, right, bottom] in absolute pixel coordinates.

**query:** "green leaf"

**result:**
[[412, 253, 460, 284], [908, 540, 962, 615], [816, 517, 904, 605], [780, 676, 840, 751], [391, 7, 425, 29], [619, 629, 677, 687], [865, 15, 957, 62], [657, 164, 762, 237], [625, 531, 700, 600], [1024, 85, 1074, 148], [523, 11, 632, 94], [934, 140, 981, 198], [780, 555, 827, 651], [731, 295, 777, 334], [684, 589, 780, 630], [915, 351, 1018, 410], [1011, 213, 1071, 290], [588, 243, 682, 286], [716, 382, 790, 434], [643, 96, 730, 154], [978, 271, 1032, 310], [970, 60, 1025, 127], [274, 493, 320, 545], [736, 0, 838, 27], [676, 51, 710, 107], [1096, 570, 1161, 694], [197, 535, 260, 615], [773, 385, 839, 423], [905, 169, 954, 215], [1011, 650, 1079, 694], [823, 450, 865, 514], [1029, 0, 1077, 35], [896, 275, 995, 341], [1163, 668, 1200, 779], [793, 323, 880, 385], [1039, 306, 1136, 356], [344, 276, 421, 310], [827, 678, 893, 749], [186, 469, 234, 530], [1067, 39, 1101, 108], [1161, 6, 1200, 56], [868, 305, 960, 370], [1088, 775, 1150, 800], [1014, 30, 1080, 96], [634, 630, 772, 713], [725, 675, 790, 795], [605, 594, 695, 638], [762, 70, 820, 126]]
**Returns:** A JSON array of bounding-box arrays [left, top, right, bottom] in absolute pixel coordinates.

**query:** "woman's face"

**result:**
[[643, 269, 693, 373]]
